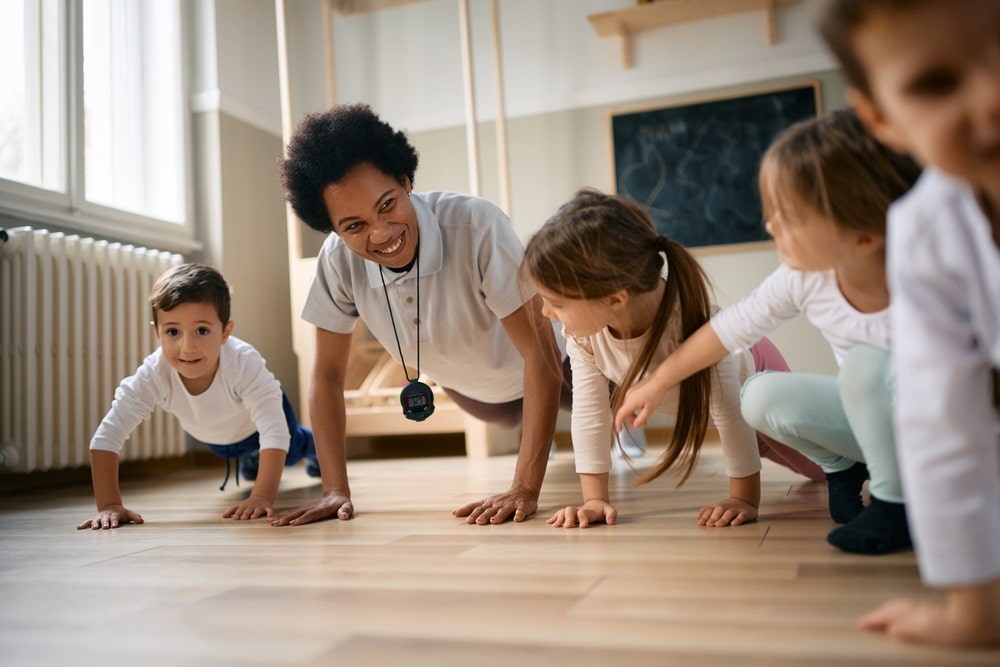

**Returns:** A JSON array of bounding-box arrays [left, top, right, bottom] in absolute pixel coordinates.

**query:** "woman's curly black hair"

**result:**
[[279, 103, 420, 234]]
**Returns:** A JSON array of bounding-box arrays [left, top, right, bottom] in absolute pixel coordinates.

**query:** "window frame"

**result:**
[[0, 0, 200, 255]]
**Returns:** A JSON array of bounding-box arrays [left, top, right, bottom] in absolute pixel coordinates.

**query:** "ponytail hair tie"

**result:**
[[656, 236, 671, 252]]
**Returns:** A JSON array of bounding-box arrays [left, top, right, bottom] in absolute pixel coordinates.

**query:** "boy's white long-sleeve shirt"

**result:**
[[90, 336, 289, 454], [887, 168, 1000, 587], [566, 302, 761, 480], [709, 263, 891, 366]]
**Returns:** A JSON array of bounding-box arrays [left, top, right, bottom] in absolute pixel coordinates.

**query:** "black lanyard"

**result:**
[[379, 250, 435, 421]]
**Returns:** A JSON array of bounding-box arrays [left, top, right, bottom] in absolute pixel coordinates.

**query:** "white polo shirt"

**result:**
[[302, 191, 533, 403]]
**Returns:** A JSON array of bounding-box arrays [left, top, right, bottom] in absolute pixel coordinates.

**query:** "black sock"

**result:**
[[825, 461, 868, 523], [827, 496, 912, 555]]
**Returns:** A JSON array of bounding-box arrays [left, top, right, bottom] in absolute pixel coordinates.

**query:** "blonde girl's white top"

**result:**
[[90, 336, 289, 454], [887, 168, 1000, 588], [566, 296, 762, 479], [710, 263, 891, 365]]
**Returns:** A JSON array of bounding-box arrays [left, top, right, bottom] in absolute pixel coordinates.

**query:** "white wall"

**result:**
[[189, 0, 300, 408], [311, 0, 836, 130], [191, 0, 284, 135]]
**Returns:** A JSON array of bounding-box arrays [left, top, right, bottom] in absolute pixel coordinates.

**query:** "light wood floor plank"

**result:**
[[1, 443, 997, 666]]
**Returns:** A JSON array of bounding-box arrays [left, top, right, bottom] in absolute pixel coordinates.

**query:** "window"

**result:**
[[0, 0, 193, 248], [0, 0, 62, 192]]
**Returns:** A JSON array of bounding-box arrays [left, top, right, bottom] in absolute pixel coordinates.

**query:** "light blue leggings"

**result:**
[[739, 344, 902, 503]]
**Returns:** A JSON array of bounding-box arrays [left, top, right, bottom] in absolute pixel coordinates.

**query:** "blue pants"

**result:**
[[739, 345, 902, 503], [204, 390, 315, 466]]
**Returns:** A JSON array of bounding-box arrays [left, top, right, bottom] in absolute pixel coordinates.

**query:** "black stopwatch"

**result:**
[[400, 379, 435, 421]]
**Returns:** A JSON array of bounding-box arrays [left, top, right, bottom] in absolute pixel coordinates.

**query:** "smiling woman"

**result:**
[[273, 102, 568, 528]]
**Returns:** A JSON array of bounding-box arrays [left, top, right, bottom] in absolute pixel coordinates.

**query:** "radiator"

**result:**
[[0, 226, 187, 473]]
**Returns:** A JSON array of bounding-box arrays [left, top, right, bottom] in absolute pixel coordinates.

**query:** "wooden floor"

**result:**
[[1, 442, 997, 667]]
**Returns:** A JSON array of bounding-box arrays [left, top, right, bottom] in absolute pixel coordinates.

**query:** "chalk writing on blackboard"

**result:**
[[612, 84, 819, 250]]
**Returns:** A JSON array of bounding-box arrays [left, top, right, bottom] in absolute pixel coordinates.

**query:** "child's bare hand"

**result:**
[[615, 378, 668, 431], [547, 499, 618, 528], [223, 495, 274, 520], [697, 497, 758, 527], [859, 591, 1000, 647], [77, 505, 144, 530]]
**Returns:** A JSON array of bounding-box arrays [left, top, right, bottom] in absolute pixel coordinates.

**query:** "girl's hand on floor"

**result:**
[[697, 497, 757, 527], [547, 499, 618, 528]]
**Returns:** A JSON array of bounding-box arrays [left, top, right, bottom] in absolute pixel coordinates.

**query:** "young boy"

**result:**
[[818, 0, 1000, 647], [77, 263, 317, 529]]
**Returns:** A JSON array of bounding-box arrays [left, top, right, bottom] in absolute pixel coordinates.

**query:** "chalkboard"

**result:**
[[612, 83, 819, 250]]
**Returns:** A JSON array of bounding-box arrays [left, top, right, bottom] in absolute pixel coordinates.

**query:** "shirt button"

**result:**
[[406, 297, 414, 304], [413, 318, 420, 325]]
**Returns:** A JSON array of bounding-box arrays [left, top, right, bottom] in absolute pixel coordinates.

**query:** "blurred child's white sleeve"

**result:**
[[887, 171, 1000, 588]]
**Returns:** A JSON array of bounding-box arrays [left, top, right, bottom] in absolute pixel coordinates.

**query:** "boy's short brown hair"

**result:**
[[818, 0, 924, 95], [149, 263, 232, 325]]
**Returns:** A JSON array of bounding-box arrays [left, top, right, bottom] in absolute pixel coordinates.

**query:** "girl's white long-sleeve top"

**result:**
[[566, 297, 761, 480], [887, 168, 1000, 587], [709, 263, 891, 366], [90, 336, 289, 454]]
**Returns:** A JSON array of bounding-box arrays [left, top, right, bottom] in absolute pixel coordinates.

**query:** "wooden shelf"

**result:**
[[331, 0, 430, 15], [588, 0, 799, 68]]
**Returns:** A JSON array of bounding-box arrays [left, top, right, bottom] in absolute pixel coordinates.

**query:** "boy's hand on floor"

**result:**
[[77, 505, 144, 530], [223, 495, 274, 520]]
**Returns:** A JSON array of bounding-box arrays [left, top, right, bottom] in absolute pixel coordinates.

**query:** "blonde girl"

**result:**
[[522, 188, 822, 529], [617, 109, 922, 554]]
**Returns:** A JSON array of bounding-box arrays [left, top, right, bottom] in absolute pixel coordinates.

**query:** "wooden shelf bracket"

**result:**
[[588, 0, 799, 69]]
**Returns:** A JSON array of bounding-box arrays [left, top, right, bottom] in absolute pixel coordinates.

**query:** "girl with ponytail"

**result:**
[[522, 188, 821, 529], [616, 109, 922, 555]]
